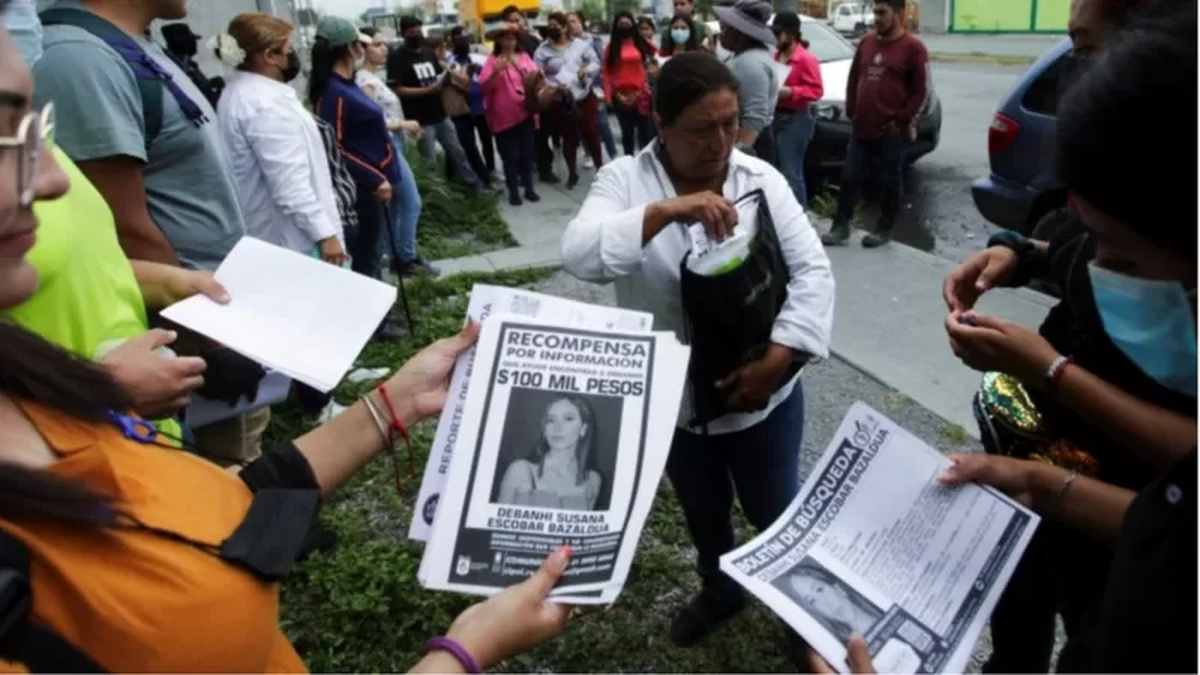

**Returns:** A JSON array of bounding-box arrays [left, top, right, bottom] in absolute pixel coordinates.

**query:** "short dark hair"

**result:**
[[360, 26, 380, 38], [876, 0, 905, 9], [1056, 0, 1196, 255], [399, 15, 422, 31], [653, 51, 739, 125], [502, 4, 521, 18], [547, 11, 568, 26]]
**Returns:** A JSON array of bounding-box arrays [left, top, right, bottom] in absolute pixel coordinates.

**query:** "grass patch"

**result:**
[[940, 423, 974, 446], [808, 183, 864, 224], [405, 145, 517, 261], [276, 268, 801, 672], [930, 51, 1036, 66]]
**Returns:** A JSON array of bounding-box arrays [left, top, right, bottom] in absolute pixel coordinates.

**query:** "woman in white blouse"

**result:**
[[216, 12, 346, 264], [215, 13, 347, 420], [561, 52, 835, 651]]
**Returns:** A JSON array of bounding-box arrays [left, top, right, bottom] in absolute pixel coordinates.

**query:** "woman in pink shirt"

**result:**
[[602, 11, 657, 155], [771, 12, 824, 208], [482, 23, 542, 205]]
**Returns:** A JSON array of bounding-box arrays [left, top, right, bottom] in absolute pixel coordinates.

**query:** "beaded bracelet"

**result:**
[[423, 636, 481, 673]]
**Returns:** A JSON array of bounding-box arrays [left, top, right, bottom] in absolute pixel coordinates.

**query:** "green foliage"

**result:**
[[611, 0, 642, 18], [402, 145, 517, 261], [277, 267, 802, 672], [579, 0, 606, 24]]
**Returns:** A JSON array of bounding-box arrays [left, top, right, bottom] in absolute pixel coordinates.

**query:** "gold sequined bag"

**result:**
[[972, 372, 1100, 476]]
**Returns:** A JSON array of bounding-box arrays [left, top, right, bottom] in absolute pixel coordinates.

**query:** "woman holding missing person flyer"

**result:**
[[810, 4, 1197, 673], [0, 9, 574, 667], [561, 51, 834, 654]]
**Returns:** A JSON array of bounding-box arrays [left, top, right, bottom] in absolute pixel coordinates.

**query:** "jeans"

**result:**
[[596, 101, 619, 160], [834, 133, 908, 233], [495, 117, 536, 196], [419, 117, 482, 189], [535, 119, 556, 177], [547, 94, 603, 175], [612, 100, 655, 155], [452, 113, 495, 184], [751, 124, 777, 167], [378, 139, 422, 264], [773, 110, 816, 208], [349, 181, 383, 279], [665, 383, 805, 600]]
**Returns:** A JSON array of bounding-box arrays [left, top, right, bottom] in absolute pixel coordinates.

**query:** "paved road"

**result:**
[[920, 33, 1064, 58]]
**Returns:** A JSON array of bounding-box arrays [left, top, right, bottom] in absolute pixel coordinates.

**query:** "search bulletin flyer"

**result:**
[[720, 402, 1039, 673]]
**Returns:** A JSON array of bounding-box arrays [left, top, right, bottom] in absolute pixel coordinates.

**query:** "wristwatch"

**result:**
[[986, 230, 1039, 288]]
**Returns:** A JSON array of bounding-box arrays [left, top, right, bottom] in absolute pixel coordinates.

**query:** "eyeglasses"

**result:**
[[0, 103, 55, 208]]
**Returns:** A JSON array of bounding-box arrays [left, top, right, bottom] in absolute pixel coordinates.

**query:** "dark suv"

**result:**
[[971, 40, 1072, 238]]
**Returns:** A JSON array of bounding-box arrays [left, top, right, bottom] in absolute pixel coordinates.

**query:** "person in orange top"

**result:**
[[0, 9, 571, 672], [601, 11, 657, 155]]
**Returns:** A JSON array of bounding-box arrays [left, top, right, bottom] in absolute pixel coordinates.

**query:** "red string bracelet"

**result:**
[[376, 383, 417, 482]]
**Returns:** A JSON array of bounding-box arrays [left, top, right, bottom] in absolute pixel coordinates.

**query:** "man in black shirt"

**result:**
[[389, 16, 485, 193], [502, 4, 560, 183], [161, 22, 223, 108]]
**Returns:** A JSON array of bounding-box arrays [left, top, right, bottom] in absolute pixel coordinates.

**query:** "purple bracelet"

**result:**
[[423, 636, 481, 673]]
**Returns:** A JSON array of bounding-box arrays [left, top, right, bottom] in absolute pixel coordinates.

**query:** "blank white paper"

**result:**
[[161, 237, 397, 392]]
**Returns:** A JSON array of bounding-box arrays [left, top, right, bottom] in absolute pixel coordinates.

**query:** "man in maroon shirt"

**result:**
[[821, 0, 929, 248]]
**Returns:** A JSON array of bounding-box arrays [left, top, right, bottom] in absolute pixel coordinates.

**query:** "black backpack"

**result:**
[[679, 189, 802, 427]]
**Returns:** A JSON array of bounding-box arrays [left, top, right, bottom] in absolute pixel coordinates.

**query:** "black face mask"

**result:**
[[614, 25, 633, 39], [404, 34, 423, 50], [1056, 52, 1095, 105], [453, 37, 471, 55], [546, 27, 562, 40], [281, 50, 301, 82]]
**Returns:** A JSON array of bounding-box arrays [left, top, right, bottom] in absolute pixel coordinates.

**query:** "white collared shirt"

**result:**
[[218, 71, 342, 255], [561, 144, 836, 433]]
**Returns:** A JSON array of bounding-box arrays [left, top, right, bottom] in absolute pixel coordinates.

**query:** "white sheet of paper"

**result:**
[[771, 58, 792, 87], [161, 237, 397, 393]]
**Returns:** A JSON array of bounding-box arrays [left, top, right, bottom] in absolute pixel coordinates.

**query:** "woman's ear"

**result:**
[[579, 423, 588, 439]]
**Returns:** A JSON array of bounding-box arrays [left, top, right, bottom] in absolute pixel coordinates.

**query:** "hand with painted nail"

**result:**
[[434, 546, 574, 670]]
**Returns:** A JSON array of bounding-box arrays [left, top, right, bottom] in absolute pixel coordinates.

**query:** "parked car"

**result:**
[[830, 1, 874, 36], [971, 39, 1072, 238], [709, 16, 942, 177]]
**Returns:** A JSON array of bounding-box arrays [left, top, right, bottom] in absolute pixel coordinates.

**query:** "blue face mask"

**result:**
[[671, 28, 691, 44], [1088, 263, 1198, 397]]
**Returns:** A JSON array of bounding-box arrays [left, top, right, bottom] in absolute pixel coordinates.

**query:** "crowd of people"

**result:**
[[0, 0, 1194, 671]]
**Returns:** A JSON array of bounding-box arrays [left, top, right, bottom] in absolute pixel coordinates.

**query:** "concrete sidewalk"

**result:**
[[432, 177, 1054, 434]]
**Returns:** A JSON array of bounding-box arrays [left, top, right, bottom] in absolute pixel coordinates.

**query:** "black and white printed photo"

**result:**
[[490, 388, 620, 511], [773, 557, 885, 644]]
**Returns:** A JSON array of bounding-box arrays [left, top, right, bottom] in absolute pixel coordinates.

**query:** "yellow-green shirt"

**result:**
[[5, 146, 180, 439]]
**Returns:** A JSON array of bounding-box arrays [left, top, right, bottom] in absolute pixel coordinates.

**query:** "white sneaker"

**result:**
[[581, 156, 595, 170], [346, 366, 391, 383], [317, 400, 349, 423]]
